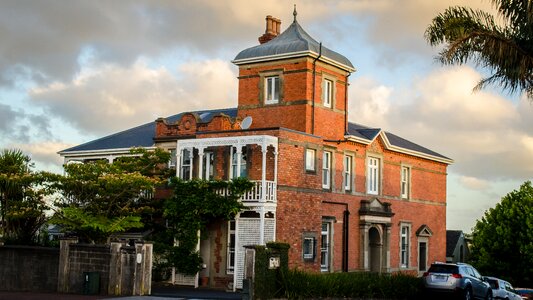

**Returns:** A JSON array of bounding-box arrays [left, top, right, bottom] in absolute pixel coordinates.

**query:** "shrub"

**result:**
[[279, 269, 423, 299]]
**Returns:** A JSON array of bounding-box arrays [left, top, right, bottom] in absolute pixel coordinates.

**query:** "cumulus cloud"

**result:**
[[0, 102, 51, 142], [459, 176, 490, 191], [10, 141, 72, 170], [349, 66, 533, 180], [29, 59, 237, 136]]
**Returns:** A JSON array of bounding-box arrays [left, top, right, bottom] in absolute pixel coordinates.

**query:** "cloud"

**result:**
[[0, 102, 51, 142], [29, 59, 237, 136], [10, 141, 72, 171], [348, 66, 533, 180], [459, 176, 490, 191]]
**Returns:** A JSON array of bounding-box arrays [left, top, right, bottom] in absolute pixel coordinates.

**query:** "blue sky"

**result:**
[[0, 0, 531, 232]]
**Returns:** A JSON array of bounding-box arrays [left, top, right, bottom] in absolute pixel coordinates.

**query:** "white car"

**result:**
[[485, 277, 522, 300]]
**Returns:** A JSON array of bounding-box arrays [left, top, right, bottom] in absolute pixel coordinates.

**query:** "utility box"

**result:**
[[82, 272, 100, 295]]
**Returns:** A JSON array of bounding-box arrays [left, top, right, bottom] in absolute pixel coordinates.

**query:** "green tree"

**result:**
[[0, 149, 49, 244], [470, 181, 533, 286], [157, 177, 253, 275], [425, 0, 533, 98], [50, 148, 171, 244]]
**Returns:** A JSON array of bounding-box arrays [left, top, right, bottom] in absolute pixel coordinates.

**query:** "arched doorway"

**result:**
[[369, 227, 382, 272]]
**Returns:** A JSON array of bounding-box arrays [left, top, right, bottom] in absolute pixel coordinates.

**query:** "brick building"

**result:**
[[59, 11, 452, 290]]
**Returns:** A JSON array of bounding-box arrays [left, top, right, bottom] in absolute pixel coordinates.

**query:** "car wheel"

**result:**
[[463, 288, 472, 300], [485, 291, 493, 300]]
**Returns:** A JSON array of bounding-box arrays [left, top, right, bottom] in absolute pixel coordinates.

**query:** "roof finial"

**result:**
[[293, 4, 297, 23]]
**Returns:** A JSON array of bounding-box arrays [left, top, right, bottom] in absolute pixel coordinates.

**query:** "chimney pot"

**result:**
[[258, 15, 281, 44]]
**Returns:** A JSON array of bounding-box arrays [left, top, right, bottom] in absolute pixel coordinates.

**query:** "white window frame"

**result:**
[[203, 151, 214, 180], [322, 151, 331, 189], [400, 224, 411, 268], [168, 148, 177, 168], [265, 76, 280, 104], [343, 155, 353, 191], [367, 156, 380, 195], [305, 148, 316, 172], [401, 166, 410, 199], [230, 146, 247, 179], [320, 222, 330, 272], [323, 79, 333, 108], [226, 220, 235, 274], [180, 148, 192, 180]]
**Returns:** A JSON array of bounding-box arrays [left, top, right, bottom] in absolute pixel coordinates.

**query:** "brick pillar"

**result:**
[[57, 237, 78, 293]]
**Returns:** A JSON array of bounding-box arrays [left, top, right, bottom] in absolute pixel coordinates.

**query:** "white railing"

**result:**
[[216, 180, 276, 203]]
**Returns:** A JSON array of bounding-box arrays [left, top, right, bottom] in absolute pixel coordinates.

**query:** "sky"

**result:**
[[0, 0, 531, 233]]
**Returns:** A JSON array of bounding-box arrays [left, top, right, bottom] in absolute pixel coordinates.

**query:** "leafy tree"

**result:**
[[470, 181, 533, 286], [50, 148, 171, 244], [157, 177, 253, 275], [425, 0, 533, 98], [0, 149, 49, 244]]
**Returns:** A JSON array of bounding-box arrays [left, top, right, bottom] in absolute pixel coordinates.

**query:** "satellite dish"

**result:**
[[241, 116, 253, 130]]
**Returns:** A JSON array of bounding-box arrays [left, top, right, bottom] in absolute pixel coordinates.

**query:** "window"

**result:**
[[202, 152, 214, 180], [305, 148, 316, 171], [231, 146, 247, 179], [168, 149, 177, 168], [323, 79, 333, 108], [401, 166, 410, 199], [400, 224, 410, 268], [180, 148, 192, 180], [227, 220, 236, 273], [367, 157, 380, 194], [344, 155, 353, 191], [265, 76, 280, 104], [303, 237, 315, 260], [320, 222, 330, 272], [322, 151, 331, 189]]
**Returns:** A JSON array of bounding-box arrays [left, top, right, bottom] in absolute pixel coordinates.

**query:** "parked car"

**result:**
[[485, 277, 521, 300], [515, 288, 533, 300], [423, 262, 493, 300]]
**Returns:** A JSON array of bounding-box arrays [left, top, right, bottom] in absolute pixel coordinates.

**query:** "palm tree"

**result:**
[[0, 149, 32, 231], [425, 0, 533, 98]]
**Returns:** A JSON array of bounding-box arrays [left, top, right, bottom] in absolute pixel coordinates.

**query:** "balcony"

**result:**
[[217, 180, 277, 204]]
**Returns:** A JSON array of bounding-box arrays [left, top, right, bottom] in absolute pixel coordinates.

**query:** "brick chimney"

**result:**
[[258, 15, 281, 44]]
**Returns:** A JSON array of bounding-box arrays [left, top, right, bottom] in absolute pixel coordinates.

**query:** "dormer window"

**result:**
[[265, 76, 280, 104]]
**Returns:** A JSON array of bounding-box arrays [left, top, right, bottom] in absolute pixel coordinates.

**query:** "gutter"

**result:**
[[311, 43, 322, 135]]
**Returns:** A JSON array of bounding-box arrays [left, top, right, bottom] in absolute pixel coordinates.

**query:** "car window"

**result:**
[[428, 264, 457, 274], [487, 279, 499, 289], [471, 267, 482, 279]]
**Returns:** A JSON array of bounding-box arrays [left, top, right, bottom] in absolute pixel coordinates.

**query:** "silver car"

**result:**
[[423, 262, 493, 300], [485, 277, 522, 300]]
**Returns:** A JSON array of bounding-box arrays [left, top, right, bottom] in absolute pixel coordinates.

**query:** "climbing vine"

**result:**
[[159, 177, 254, 275]]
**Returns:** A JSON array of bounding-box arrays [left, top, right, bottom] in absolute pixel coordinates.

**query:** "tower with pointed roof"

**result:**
[[233, 7, 355, 139]]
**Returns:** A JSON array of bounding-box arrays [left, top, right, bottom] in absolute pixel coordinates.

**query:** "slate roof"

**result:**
[[446, 230, 463, 257], [60, 108, 237, 153], [60, 108, 449, 163], [233, 18, 354, 71], [347, 122, 451, 161]]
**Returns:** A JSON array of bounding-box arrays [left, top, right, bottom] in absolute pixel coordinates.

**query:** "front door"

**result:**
[[369, 227, 381, 272]]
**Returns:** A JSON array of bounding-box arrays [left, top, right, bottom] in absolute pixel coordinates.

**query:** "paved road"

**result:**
[[0, 286, 243, 300]]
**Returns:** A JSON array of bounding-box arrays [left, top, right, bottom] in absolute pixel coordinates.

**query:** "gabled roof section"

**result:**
[[346, 122, 453, 164], [446, 230, 463, 257], [233, 18, 354, 72], [59, 108, 237, 154]]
